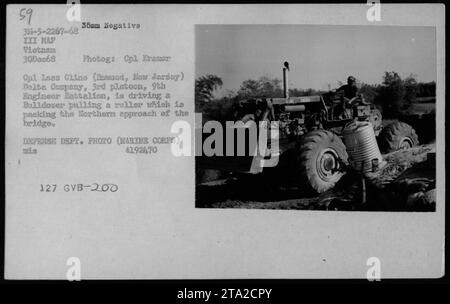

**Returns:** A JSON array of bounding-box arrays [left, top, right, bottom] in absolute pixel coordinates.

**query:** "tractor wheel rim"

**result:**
[[317, 148, 340, 181], [399, 137, 413, 150]]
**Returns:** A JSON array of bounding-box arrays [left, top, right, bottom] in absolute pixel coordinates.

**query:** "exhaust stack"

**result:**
[[283, 61, 289, 99]]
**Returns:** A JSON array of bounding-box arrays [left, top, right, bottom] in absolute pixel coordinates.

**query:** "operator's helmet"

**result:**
[[347, 76, 356, 84]]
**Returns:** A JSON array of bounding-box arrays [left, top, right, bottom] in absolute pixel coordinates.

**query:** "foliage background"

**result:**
[[195, 72, 436, 121]]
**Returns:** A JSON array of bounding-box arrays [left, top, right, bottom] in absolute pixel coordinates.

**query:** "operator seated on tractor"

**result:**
[[336, 76, 358, 103], [334, 76, 368, 119]]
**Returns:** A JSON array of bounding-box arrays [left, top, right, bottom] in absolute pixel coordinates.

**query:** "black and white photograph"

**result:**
[[195, 25, 437, 212]]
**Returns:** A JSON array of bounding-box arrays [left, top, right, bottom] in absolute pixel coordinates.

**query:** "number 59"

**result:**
[[19, 8, 33, 25]]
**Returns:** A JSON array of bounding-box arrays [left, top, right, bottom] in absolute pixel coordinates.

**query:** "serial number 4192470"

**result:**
[[40, 183, 118, 193]]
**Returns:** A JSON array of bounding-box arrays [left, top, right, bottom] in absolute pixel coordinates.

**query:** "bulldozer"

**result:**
[[196, 62, 419, 193]]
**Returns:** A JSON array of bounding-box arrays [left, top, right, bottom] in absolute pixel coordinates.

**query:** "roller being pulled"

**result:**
[[342, 121, 386, 174]]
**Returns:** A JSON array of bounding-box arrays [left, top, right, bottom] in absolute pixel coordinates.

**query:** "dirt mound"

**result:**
[[196, 143, 436, 211]]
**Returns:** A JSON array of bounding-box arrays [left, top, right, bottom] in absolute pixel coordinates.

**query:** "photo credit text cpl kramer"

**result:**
[[5, 4, 445, 279]]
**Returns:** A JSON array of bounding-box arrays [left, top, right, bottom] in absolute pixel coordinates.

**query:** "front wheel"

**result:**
[[297, 130, 348, 194]]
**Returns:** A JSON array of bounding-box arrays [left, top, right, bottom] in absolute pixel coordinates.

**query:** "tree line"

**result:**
[[195, 72, 436, 119]]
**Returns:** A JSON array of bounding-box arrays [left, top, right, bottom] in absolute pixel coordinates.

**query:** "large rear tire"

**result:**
[[297, 130, 348, 194], [378, 121, 419, 153]]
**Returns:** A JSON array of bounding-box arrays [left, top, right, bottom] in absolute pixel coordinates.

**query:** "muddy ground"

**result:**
[[196, 141, 436, 211], [196, 108, 437, 212]]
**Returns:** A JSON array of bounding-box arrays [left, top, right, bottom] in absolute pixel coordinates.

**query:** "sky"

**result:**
[[196, 25, 436, 97]]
